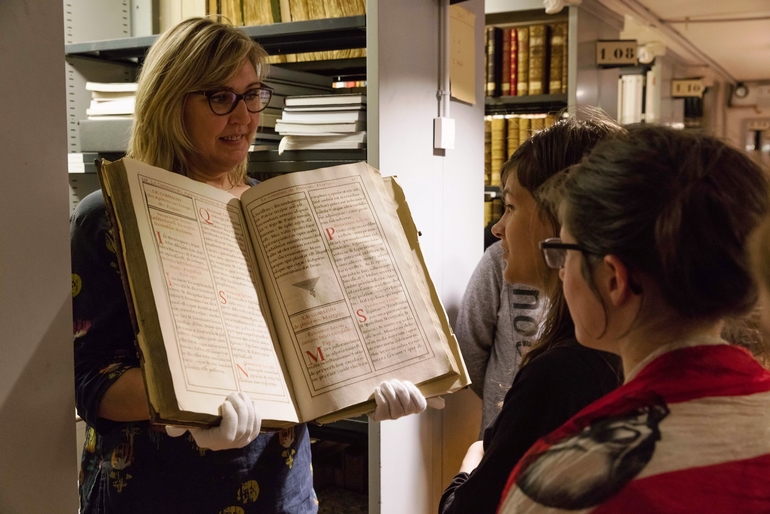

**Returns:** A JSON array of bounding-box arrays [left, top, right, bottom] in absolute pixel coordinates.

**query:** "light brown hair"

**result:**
[[500, 114, 623, 368], [127, 17, 269, 186]]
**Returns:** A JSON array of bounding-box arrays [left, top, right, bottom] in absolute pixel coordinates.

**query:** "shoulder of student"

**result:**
[[519, 341, 620, 390], [71, 189, 108, 227]]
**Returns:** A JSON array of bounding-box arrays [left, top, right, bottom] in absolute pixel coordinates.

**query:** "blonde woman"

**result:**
[[71, 18, 424, 514]]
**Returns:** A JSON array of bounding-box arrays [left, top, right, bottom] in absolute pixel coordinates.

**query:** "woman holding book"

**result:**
[[439, 115, 624, 514], [498, 125, 770, 513], [71, 17, 426, 514]]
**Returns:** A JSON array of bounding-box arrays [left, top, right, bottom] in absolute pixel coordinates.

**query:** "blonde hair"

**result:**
[[127, 17, 269, 186]]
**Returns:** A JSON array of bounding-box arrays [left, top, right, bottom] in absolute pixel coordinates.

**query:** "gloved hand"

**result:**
[[370, 379, 427, 422], [166, 391, 261, 450]]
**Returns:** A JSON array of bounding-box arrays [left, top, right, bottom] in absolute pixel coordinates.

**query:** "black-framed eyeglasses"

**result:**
[[539, 237, 589, 269], [191, 86, 274, 115]]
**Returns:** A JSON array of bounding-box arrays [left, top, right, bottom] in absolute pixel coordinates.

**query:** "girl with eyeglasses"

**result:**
[[439, 115, 624, 514], [71, 17, 425, 514], [499, 125, 770, 513]]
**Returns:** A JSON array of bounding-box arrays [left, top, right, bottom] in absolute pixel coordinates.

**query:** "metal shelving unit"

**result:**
[[65, 16, 367, 66], [485, 94, 568, 115]]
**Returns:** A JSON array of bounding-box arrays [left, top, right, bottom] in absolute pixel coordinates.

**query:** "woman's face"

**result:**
[[559, 224, 607, 348], [491, 173, 554, 289], [183, 60, 261, 179]]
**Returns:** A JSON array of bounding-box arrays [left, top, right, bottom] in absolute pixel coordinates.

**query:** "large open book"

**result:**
[[97, 158, 469, 429]]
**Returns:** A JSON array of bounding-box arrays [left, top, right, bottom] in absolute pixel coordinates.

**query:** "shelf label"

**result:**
[[596, 40, 637, 67], [747, 120, 770, 131], [672, 79, 704, 98]]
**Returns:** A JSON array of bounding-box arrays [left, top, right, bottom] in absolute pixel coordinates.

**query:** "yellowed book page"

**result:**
[[306, 0, 327, 18], [379, 176, 470, 396], [289, 0, 309, 20], [244, 0, 272, 25], [338, 0, 355, 16], [315, 176, 473, 425], [240, 162, 459, 422], [220, 0, 243, 25], [324, 0, 343, 18], [101, 157, 299, 426]]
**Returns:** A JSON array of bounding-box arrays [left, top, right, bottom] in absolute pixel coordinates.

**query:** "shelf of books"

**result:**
[[482, 12, 569, 230], [64, 15, 366, 67]]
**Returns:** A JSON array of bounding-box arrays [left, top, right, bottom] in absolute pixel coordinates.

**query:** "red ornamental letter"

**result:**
[[305, 347, 326, 363], [199, 208, 213, 224], [325, 227, 335, 240], [156, 231, 163, 244], [219, 291, 227, 304], [356, 309, 367, 323]]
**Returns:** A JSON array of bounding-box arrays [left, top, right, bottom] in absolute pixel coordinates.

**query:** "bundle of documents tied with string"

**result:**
[[276, 93, 367, 153], [97, 157, 469, 428]]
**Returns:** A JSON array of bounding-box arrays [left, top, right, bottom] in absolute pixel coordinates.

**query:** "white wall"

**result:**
[[368, 0, 485, 512], [0, 1, 78, 512]]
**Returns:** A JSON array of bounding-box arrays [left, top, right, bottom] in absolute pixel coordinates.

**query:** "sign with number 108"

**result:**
[[596, 40, 638, 67]]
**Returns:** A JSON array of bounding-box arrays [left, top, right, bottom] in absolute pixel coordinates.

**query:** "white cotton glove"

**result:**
[[166, 392, 261, 451], [370, 379, 428, 422]]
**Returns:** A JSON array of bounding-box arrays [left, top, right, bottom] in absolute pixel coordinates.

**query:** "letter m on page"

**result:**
[[305, 347, 326, 365]]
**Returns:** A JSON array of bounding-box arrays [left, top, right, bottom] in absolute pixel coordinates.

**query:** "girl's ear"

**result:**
[[600, 255, 637, 307]]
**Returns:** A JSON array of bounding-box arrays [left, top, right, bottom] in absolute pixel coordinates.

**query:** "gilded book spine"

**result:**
[[549, 23, 567, 94], [517, 27, 529, 96], [509, 28, 518, 96], [501, 28, 511, 96], [528, 24, 549, 95], [490, 117, 506, 186]]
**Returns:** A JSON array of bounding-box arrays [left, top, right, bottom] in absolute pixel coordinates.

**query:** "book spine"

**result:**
[[562, 25, 569, 94], [490, 117, 506, 186], [549, 23, 566, 95], [501, 28, 511, 96], [485, 27, 495, 97], [243, 0, 271, 25], [484, 117, 492, 186], [531, 116, 545, 135], [517, 27, 529, 96], [518, 116, 531, 145], [270, 0, 282, 22], [492, 27, 503, 97], [506, 116, 519, 158], [509, 28, 518, 96], [528, 24, 548, 95]]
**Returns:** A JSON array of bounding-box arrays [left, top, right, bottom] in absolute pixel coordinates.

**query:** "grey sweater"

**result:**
[[455, 241, 545, 436]]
